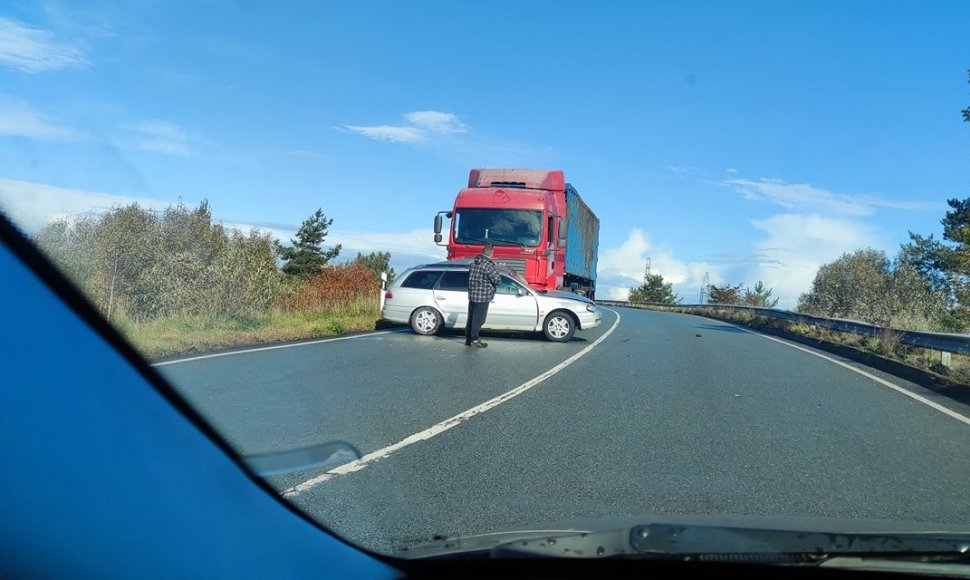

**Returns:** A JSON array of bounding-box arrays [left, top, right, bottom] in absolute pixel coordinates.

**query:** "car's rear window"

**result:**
[[401, 271, 442, 289], [436, 271, 469, 291]]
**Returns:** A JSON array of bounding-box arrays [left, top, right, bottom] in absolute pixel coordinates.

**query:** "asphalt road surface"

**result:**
[[157, 307, 970, 554]]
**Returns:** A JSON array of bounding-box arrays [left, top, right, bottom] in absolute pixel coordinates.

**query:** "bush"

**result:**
[[279, 263, 379, 311]]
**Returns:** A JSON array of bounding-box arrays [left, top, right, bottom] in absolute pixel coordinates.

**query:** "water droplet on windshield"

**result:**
[[596, 546, 606, 556]]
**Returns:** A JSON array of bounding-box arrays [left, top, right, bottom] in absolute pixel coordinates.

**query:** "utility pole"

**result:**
[[699, 271, 710, 304], [643, 257, 651, 284]]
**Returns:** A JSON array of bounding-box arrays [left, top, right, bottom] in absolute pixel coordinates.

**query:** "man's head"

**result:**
[[482, 244, 494, 258]]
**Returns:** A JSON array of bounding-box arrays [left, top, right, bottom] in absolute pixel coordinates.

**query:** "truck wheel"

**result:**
[[543, 311, 576, 342], [411, 307, 442, 335]]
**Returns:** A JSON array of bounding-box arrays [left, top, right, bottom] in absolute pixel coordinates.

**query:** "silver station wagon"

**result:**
[[381, 259, 602, 342]]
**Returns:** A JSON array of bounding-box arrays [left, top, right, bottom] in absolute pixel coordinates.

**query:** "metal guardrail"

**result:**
[[596, 300, 970, 355]]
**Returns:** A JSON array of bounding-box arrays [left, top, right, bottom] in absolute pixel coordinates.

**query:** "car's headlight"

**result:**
[[586, 304, 596, 312]]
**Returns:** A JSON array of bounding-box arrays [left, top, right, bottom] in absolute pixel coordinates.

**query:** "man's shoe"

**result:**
[[472, 340, 488, 348]]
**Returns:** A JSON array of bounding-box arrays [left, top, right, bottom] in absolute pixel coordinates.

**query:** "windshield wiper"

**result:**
[[398, 521, 970, 567], [456, 237, 488, 245], [491, 524, 970, 563], [485, 237, 528, 249], [456, 236, 528, 249]]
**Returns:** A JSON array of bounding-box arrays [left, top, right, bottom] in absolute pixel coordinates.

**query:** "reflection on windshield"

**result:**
[[455, 209, 543, 247]]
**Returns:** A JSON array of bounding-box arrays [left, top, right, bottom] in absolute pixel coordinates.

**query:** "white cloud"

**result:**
[[403, 111, 466, 134], [0, 17, 88, 72], [668, 166, 698, 174], [725, 168, 738, 173], [342, 124, 426, 143], [327, 229, 445, 261], [726, 178, 941, 216], [226, 219, 446, 272], [744, 213, 883, 309], [597, 228, 720, 302], [282, 149, 327, 160], [134, 120, 200, 156], [0, 179, 174, 233], [0, 99, 80, 140], [0, 180, 443, 275], [342, 110, 467, 143]]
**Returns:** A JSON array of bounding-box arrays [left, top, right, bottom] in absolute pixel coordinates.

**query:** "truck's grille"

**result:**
[[497, 259, 527, 276]]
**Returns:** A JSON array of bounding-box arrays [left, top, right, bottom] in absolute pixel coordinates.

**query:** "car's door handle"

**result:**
[[436, 296, 446, 300]]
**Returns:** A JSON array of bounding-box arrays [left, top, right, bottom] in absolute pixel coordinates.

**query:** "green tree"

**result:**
[[797, 249, 890, 323], [33, 200, 284, 322], [353, 251, 395, 284], [741, 281, 780, 308], [798, 248, 948, 329], [707, 283, 745, 305], [92, 204, 159, 320], [628, 273, 679, 304], [277, 209, 341, 278]]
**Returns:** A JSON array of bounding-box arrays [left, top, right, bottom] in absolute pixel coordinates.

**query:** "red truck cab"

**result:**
[[434, 169, 598, 297]]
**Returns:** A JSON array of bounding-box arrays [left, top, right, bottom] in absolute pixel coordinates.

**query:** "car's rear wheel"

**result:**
[[543, 311, 576, 342], [411, 307, 443, 335]]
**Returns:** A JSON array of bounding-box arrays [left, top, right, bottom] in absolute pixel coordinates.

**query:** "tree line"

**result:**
[[34, 200, 395, 323], [627, 274, 778, 307]]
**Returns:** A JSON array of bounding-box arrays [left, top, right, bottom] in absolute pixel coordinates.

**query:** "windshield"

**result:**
[[3, 1, 970, 572], [454, 208, 544, 247]]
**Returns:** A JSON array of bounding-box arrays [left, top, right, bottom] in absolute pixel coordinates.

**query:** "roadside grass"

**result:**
[[626, 304, 970, 386], [116, 298, 382, 360]]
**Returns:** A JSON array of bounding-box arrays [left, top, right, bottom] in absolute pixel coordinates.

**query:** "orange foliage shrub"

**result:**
[[281, 263, 378, 311]]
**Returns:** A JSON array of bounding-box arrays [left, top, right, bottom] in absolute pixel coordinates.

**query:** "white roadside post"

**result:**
[[380, 272, 388, 311]]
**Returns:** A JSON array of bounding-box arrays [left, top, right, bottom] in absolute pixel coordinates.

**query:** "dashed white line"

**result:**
[[282, 309, 622, 498], [152, 329, 407, 367]]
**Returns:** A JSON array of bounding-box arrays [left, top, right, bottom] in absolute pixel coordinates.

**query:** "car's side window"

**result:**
[[495, 276, 524, 295], [436, 271, 469, 291], [401, 271, 442, 289]]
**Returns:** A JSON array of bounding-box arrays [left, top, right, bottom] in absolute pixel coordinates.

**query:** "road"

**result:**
[[158, 307, 970, 554]]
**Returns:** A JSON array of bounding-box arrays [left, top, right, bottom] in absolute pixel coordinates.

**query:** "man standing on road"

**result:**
[[466, 244, 501, 348]]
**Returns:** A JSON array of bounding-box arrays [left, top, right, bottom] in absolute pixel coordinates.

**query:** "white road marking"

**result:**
[[282, 309, 622, 497], [152, 329, 407, 367], [704, 315, 970, 427]]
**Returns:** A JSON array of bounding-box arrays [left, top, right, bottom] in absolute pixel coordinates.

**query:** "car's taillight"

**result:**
[[385, 291, 393, 300]]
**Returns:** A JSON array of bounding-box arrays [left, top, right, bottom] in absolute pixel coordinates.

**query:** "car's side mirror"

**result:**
[[516, 287, 528, 297]]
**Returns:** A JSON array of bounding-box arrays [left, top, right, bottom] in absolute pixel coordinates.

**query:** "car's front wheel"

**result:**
[[543, 311, 576, 342], [410, 307, 443, 335]]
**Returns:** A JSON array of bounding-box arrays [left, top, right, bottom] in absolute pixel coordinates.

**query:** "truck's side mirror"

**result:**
[[558, 220, 567, 244], [433, 214, 444, 243]]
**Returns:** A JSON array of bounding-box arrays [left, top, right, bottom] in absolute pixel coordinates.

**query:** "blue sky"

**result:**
[[0, 1, 968, 305]]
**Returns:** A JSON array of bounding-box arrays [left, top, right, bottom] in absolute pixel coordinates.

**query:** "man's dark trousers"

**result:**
[[465, 300, 490, 344]]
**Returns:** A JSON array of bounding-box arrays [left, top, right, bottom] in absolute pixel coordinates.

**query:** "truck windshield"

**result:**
[[454, 209, 544, 247]]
